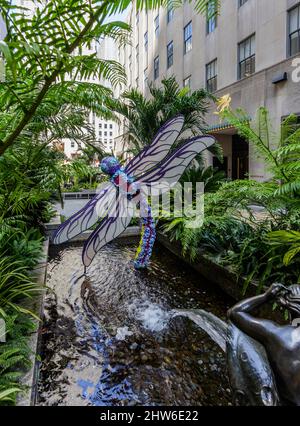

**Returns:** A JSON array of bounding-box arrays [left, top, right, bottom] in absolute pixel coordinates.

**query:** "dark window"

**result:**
[[184, 21, 192, 53], [206, 59, 218, 92], [213, 156, 228, 178], [167, 3, 174, 23], [144, 69, 148, 86], [207, 0, 217, 34], [239, 34, 255, 79], [183, 75, 191, 90], [232, 135, 249, 180], [289, 5, 300, 56], [154, 15, 159, 37], [144, 31, 148, 51], [154, 56, 159, 80], [167, 41, 174, 68], [238, 0, 248, 7]]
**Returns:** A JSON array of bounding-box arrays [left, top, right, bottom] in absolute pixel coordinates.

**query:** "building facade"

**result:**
[[124, 0, 300, 181], [64, 36, 120, 159]]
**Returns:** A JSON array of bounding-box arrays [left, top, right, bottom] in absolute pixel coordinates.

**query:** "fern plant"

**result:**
[[268, 230, 300, 270], [0, 311, 36, 405]]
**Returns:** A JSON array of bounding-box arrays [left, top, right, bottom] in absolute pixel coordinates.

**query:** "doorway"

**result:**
[[213, 156, 228, 178], [232, 135, 249, 180]]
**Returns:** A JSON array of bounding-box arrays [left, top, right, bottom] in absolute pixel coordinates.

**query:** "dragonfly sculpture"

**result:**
[[53, 115, 215, 269]]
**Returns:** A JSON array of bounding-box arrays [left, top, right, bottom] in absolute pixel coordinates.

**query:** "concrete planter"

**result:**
[[17, 239, 49, 406], [157, 231, 257, 301], [18, 218, 254, 405]]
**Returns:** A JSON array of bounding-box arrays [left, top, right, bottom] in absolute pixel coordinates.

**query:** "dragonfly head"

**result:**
[[100, 156, 121, 177]]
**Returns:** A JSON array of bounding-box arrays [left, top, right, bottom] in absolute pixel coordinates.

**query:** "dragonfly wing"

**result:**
[[53, 182, 116, 244], [82, 194, 135, 267], [139, 135, 216, 193], [125, 115, 184, 176]]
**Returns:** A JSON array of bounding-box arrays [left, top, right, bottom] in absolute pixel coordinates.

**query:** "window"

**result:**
[[167, 3, 174, 23], [71, 141, 75, 148], [144, 31, 148, 51], [110, 131, 113, 136], [104, 131, 107, 136], [206, 59, 217, 92], [154, 56, 159, 79], [144, 68, 148, 87], [104, 123, 107, 128], [239, 34, 255, 79], [99, 123, 102, 128], [136, 49, 139, 75], [289, 5, 300, 56], [110, 124, 113, 129], [154, 15, 159, 37], [167, 41, 174, 68], [184, 21, 192, 54], [239, 0, 248, 7], [207, 0, 217, 34], [99, 131, 102, 137], [183, 76, 191, 91]]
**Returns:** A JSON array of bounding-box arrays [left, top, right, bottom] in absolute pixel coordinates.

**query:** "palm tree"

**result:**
[[112, 76, 222, 160], [0, 0, 216, 156], [113, 77, 210, 146]]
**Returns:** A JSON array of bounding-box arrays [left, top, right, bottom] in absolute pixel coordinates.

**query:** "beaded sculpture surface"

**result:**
[[53, 115, 215, 269]]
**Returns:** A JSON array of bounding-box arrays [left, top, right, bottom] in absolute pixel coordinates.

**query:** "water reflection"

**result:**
[[37, 241, 233, 406]]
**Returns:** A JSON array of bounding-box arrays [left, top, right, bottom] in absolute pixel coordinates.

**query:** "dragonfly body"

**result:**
[[100, 156, 154, 269], [100, 156, 139, 200], [53, 115, 216, 269]]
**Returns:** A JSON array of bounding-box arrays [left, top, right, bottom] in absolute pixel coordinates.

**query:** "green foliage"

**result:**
[[0, 0, 217, 405], [0, 311, 36, 405], [0, 0, 130, 155], [112, 76, 221, 159], [220, 107, 300, 197], [180, 164, 227, 195], [162, 107, 300, 292], [0, 0, 214, 156], [268, 230, 300, 268]]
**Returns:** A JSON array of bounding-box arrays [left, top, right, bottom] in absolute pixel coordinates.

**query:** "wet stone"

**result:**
[[37, 241, 233, 406]]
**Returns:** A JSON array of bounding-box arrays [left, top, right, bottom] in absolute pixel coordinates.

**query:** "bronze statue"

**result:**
[[228, 283, 300, 406], [176, 283, 300, 406]]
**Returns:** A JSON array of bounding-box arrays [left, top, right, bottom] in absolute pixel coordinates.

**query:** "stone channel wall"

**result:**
[[19, 220, 254, 405]]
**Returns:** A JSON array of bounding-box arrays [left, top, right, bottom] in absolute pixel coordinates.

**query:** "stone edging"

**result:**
[[157, 232, 257, 301], [17, 238, 49, 406], [17, 221, 252, 405]]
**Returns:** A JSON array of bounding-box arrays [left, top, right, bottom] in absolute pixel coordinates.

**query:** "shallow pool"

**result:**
[[37, 240, 233, 406]]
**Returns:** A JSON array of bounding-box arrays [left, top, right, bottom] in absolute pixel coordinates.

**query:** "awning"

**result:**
[[205, 117, 251, 134]]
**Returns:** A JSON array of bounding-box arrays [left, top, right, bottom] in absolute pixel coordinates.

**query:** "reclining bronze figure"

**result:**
[[177, 284, 300, 406], [228, 283, 300, 406]]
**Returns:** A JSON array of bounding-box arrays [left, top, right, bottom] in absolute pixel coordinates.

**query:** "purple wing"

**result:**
[[82, 194, 135, 267], [139, 135, 216, 193], [53, 182, 116, 244], [125, 115, 184, 176]]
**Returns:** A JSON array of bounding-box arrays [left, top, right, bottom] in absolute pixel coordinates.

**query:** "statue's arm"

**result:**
[[227, 284, 284, 344]]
